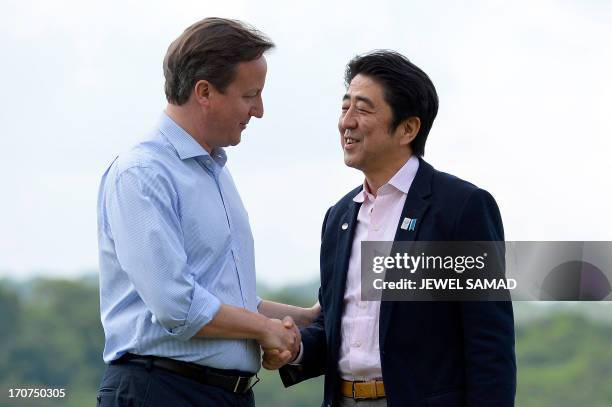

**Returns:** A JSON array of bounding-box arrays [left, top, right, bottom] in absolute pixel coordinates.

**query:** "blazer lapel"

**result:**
[[380, 158, 434, 348], [392, 157, 434, 243], [331, 199, 361, 352]]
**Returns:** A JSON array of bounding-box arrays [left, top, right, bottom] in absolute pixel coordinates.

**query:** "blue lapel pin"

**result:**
[[401, 217, 417, 231]]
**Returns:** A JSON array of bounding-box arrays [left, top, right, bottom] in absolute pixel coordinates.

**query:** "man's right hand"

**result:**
[[259, 316, 297, 350], [259, 316, 300, 369], [262, 343, 300, 370]]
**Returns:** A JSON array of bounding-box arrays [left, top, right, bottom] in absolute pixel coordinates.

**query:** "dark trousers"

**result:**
[[97, 363, 255, 407]]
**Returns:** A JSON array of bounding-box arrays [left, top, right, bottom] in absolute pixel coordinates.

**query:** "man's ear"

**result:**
[[397, 116, 421, 147], [193, 80, 212, 108]]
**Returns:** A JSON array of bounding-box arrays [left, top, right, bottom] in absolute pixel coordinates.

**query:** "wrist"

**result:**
[[302, 305, 318, 325], [255, 314, 274, 342], [290, 342, 304, 365]]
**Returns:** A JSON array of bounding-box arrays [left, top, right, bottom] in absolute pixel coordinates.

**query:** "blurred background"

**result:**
[[0, 278, 611, 406], [1, 0, 611, 405]]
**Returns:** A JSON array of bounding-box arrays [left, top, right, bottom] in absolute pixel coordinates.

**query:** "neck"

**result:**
[[165, 104, 213, 153], [364, 155, 411, 196]]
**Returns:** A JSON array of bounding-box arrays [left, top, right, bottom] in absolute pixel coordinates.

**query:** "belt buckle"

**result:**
[[352, 382, 367, 401], [352, 380, 380, 400], [233, 376, 247, 393], [233, 374, 260, 393]]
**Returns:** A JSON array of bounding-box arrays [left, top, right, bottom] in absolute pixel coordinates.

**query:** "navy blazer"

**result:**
[[280, 158, 516, 407]]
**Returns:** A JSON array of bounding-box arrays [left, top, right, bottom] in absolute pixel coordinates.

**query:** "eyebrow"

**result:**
[[342, 94, 375, 108]]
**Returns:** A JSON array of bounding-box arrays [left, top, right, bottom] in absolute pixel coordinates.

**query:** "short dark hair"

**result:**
[[345, 50, 439, 156], [163, 17, 274, 105]]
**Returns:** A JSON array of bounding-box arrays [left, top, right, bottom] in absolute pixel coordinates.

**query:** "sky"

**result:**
[[1, 0, 611, 286]]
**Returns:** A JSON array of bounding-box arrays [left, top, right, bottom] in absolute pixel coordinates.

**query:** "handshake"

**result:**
[[259, 316, 301, 370], [256, 301, 320, 370]]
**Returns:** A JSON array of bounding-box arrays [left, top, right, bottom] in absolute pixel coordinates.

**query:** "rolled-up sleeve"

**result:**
[[106, 166, 221, 341]]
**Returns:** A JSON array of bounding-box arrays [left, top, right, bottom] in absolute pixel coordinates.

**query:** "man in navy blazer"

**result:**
[[267, 50, 516, 406]]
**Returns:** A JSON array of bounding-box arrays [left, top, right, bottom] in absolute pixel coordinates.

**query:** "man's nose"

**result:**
[[340, 109, 357, 130], [250, 96, 264, 118]]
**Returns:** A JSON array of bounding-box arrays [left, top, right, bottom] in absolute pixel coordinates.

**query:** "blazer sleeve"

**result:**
[[279, 207, 332, 387], [455, 188, 517, 407], [279, 289, 327, 387]]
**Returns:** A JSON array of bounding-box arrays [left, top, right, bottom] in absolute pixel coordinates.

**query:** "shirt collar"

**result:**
[[353, 155, 420, 203], [157, 112, 227, 167]]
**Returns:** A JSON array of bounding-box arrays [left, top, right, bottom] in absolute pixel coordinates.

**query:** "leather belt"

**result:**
[[111, 353, 258, 393], [341, 379, 386, 399]]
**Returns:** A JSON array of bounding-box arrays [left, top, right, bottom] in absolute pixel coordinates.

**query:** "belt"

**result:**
[[340, 379, 386, 399], [111, 353, 259, 393]]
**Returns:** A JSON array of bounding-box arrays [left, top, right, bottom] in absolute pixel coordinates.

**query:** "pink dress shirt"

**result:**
[[338, 155, 419, 381]]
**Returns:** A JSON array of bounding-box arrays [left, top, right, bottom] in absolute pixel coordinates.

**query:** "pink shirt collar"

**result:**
[[353, 155, 420, 203]]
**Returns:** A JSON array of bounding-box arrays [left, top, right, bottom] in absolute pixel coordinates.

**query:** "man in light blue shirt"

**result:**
[[97, 18, 317, 407]]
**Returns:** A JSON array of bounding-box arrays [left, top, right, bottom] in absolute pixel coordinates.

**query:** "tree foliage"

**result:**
[[0, 278, 610, 406]]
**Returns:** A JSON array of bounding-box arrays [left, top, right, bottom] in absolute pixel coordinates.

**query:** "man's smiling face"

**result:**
[[339, 74, 405, 174]]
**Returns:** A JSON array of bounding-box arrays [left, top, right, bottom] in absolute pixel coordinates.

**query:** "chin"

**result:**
[[343, 156, 360, 170], [230, 135, 242, 146]]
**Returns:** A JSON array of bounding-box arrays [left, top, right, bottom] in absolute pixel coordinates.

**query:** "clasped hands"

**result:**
[[259, 316, 301, 370]]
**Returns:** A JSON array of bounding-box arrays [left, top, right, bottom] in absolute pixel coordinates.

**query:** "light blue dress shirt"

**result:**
[[97, 113, 260, 372]]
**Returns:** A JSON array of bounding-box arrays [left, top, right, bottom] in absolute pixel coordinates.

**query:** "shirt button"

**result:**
[[353, 341, 361, 348], [341, 223, 348, 230], [373, 225, 380, 231]]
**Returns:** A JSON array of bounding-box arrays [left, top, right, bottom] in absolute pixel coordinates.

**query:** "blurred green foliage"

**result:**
[[0, 277, 610, 406]]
